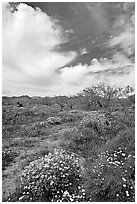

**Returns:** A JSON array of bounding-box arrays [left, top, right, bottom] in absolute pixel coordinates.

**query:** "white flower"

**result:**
[[126, 191, 129, 196], [78, 186, 81, 189], [50, 181, 54, 185], [63, 190, 69, 196], [122, 177, 126, 182], [19, 196, 24, 200]]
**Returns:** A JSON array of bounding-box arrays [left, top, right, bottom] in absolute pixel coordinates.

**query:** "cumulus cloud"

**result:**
[[2, 3, 76, 96], [60, 64, 89, 85], [60, 52, 135, 94], [2, 2, 135, 97]]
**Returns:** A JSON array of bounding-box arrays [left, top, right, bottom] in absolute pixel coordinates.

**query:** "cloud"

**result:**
[[2, 2, 135, 97], [107, 2, 135, 57], [59, 52, 134, 95], [91, 53, 133, 72], [80, 48, 88, 55], [60, 64, 89, 85], [108, 29, 135, 56], [2, 3, 76, 96]]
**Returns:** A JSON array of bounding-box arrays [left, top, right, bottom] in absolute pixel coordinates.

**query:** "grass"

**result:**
[[2, 96, 135, 202]]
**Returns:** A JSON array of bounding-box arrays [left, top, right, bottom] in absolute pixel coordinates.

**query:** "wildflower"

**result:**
[[78, 186, 81, 189], [126, 191, 129, 196], [19, 196, 25, 200], [17, 148, 86, 202], [50, 181, 54, 185], [63, 190, 69, 196], [122, 177, 126, 182]]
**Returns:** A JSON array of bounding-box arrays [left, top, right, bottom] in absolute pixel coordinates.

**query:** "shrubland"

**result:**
[[2, 84, 135, 202]]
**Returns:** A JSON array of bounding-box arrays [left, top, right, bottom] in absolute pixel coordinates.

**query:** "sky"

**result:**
[[2, 2, 135, 96]]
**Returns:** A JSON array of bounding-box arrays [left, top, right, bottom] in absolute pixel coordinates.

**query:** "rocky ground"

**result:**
[[2, 96, 135, 202]]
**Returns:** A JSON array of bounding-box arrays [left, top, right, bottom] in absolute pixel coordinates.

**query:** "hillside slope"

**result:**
[[2, 93, 135, 202]]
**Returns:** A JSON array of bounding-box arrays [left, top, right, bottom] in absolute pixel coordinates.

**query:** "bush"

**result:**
[[24, 125, 45, 137], [32, 121, 48, 128], [8, 149, 87, 202], [86, 153, 135, 201], [51, 103, 61, 112], [80, 112, 111, 134], [84, 128, 135, 202], [2, 149, 18, 170]]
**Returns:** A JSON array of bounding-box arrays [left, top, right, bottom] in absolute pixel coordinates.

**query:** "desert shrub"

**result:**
[[17, 101, 23, 107], [40, 97, 53, 106], [60, 112, 84, 123], [2, 124, 21, 137], [121, 111, 135, 127], [30, 105, 53, 116], [51, 103, 61, 112], [32, 121, 48, 128], [100, 128, 134, 153], [128, 94, 135, 104], [61, 103, 70, 110], [78, 128, 110, 158], [76, 84, 134, 111], [47, 116, 61, 125], [95, 111, 134, 138], [63, 115, 78, 123], [2, 149, 18, 170], [38, 148, 50, 157], [73, 128, 97, 145], [2, 111, 19, 125], [60, 127, 78, 140], [84, 128, 135, 202], [2, 126, 10, 138], [24, 125, 46, 137], [80, 112, 111, 135], [85, 153, 135, 201], [111, 110, 134, 129], [63, 126, 101, 159], [8, 149, 87, 202]]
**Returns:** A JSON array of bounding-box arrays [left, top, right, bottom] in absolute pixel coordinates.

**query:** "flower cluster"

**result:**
[[87, 145, 135, 202], [47, 116, 61, 125], [32, 121, 48, 128], [16, 149, 86, 202], [106, 147, 128, 167], [80, 112, 110, 133]]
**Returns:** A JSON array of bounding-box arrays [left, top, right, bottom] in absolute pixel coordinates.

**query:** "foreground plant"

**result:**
[[85, 128, 135, 202], [8, 148, 86, 202]]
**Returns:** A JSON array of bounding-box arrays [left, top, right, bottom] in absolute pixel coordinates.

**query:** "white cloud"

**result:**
[[65, 29, 74, 34], [90, 53, 132, 72], [2, 2, 135, 97], [59, 52, 134, 95], [108, 29, 135, 56], [60, 64, 89, 85], [80, 48, 88, 55], [2, 3, 76, 96], [107, 3, 135, 57]]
